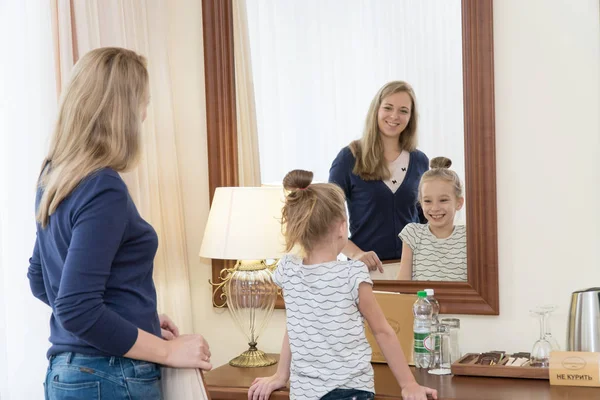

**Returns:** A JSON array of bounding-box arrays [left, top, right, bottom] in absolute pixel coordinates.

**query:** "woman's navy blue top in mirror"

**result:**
[[28, 168, 161, 358], [329, 147, 429, 261]]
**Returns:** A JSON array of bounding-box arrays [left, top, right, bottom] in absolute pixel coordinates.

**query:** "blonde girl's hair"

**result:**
[[281, 170, 346, 253], [350, 80, 419, 181], [418, 157, 463, 201], [36, 47, 149, 227]]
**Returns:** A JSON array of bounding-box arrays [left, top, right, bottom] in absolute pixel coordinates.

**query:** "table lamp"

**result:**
[[199, 186, 286, 367]]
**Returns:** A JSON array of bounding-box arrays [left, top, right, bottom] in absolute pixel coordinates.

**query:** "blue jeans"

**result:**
[[44, 352, 162, 400], [321, 389, 375, 400]]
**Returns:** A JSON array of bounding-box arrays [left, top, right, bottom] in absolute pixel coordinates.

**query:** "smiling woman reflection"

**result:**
[[329, 81, 429, 277], [397, 157, 467, 281]]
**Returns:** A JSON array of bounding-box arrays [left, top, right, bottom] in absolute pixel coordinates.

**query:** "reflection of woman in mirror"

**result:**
[[329, 81, 429, 274], [397, 157, 467, 281]]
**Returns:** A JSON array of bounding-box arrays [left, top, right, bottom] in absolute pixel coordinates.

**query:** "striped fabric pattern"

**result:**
[[272, 255, 375, 399], [399, 223, 467, 281]]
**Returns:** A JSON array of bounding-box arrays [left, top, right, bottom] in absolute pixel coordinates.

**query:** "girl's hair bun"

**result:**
[[282, 169, 313, 191], [430, 156, 452, 169]]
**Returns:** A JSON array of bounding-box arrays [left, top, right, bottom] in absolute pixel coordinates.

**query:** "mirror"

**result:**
[[202, 0, 498, 314], [245, 0, 466, 284]]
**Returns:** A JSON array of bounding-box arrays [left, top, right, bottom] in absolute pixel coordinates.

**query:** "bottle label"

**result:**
[[424, 335, 434, 352], [414, 332, 432, 354]]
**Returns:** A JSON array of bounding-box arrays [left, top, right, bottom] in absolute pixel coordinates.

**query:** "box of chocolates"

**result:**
[[451, 352, 549, 380]]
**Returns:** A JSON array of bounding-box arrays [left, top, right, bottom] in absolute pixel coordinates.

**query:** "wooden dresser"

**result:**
[[204, 354, 600, 400]]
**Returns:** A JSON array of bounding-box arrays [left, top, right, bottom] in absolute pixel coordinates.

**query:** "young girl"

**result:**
[[397, 157, 467, 281], [248, 170, 437, 400]]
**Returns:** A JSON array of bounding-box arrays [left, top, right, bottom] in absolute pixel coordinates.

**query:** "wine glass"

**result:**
[[529, 306, 554, 367], [538, 305, 560, 351]]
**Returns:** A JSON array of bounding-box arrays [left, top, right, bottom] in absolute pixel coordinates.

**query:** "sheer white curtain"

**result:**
[[234, 0, 262, 186], [68, 1, 196, 335], [0, 2, 56, 399], [245, 0, 465, 198]]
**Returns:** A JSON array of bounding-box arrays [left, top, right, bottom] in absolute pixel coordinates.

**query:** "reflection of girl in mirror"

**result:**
[[329, 81, 429, 273], [249, 169, 437, 400], [397, 157, 467, 281]]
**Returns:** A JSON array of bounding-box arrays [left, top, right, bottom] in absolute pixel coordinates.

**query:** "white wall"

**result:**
[[186, 0, 600, 367], [459, 0, 600, 352], [0, 3, 56, 399]]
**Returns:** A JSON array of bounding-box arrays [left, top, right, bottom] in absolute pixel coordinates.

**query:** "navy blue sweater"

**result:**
[[28, 168, 161, 358], [329, 147, 429, 261]]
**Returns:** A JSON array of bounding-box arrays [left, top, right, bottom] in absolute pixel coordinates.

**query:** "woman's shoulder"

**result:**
[[69, 168, 128, 208], [333, 146, 356, 163], [410, 149, 429, 166], [81, 168, 127, 193]]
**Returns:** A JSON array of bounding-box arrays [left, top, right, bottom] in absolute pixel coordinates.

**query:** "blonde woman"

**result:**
[[329, 81, 429, 273], [27, 47, 211, 400]]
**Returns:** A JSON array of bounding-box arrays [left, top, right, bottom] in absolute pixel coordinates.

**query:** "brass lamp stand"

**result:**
[[210, 259, 278, 367]]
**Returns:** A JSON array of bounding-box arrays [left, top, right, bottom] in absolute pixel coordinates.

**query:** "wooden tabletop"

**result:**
[[204, 354, 600, 400]]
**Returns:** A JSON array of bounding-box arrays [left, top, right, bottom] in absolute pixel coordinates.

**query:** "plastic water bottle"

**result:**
[[424, 288, 440, 326], [424, 288, 441, 365], [413, 290, 433, 368]]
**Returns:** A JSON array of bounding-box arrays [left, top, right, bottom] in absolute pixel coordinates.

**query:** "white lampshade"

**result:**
[[199, 186, 287, 260]]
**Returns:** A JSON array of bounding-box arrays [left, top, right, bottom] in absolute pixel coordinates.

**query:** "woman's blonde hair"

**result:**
[[418, 157, 463, 201], [37, 47, 149, 227], [350, 80, 419, 181], [281, 170, 346, 253]]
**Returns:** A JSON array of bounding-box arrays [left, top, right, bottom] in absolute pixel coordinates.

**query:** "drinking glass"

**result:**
[[529, 307, 554, 367], [428, 324, 452, 375], [538, 305, 560, 351]]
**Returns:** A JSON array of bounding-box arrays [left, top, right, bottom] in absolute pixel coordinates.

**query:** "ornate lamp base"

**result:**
[[229, 342, 277, 368]]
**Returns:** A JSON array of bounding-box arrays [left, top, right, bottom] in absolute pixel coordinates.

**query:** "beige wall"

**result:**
[[173, 0, 600, 369]]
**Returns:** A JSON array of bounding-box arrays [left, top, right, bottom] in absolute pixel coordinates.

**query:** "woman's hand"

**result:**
[[164, 334, 212, 370], [356, 251, 384, 273], [401, 382, 438, 400], [248, 374, 288, 400], [159, 314, 180, 340]]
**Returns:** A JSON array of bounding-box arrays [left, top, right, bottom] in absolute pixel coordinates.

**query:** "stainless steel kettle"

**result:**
[[567, 288, 600, 352]]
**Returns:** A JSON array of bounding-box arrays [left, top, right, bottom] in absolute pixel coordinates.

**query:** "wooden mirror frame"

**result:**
[[202, 0, 498, 315]]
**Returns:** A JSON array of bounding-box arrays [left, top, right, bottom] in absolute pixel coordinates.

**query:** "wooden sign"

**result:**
[[549, 351, 600, 387], [365, 291, 417, 365]]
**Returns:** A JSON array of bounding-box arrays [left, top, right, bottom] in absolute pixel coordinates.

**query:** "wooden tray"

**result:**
[[451, 353, 549, 380]]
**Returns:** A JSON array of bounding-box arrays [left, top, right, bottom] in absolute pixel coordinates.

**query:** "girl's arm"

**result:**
[[248, 329, 291, 400], [342, 239, 384, 273], [397, 242, 413, 280], [358, 283, 437, 400], [274, 329, 291, 381]]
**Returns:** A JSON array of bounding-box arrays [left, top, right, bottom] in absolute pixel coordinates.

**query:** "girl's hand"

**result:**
[[248, 374, 287, 400], [164, 334, 212, 370], [159, 314, 180, 340], [401, 382, 438, 400], [356, 251, 384, 273]]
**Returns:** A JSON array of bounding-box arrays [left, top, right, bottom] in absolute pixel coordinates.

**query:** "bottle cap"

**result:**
[[424, 288, 434, 296], [417, 291, 427, 298]]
